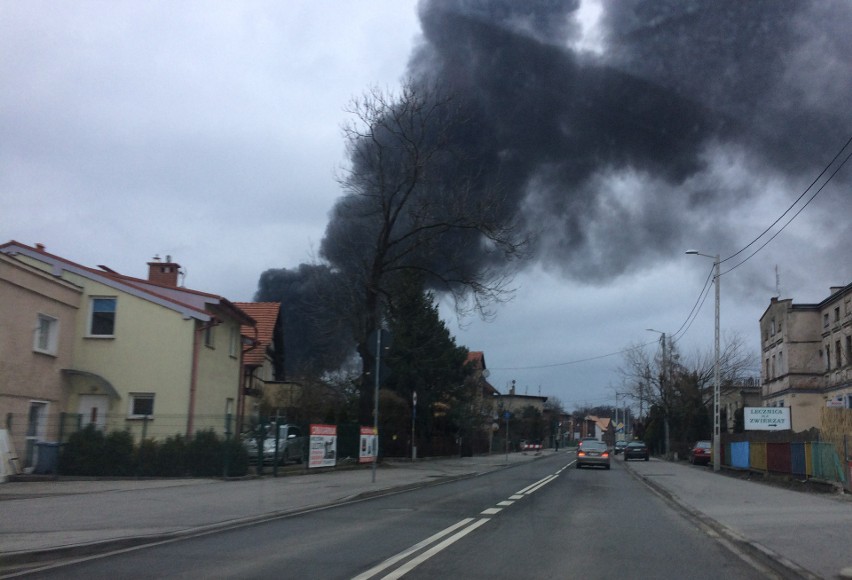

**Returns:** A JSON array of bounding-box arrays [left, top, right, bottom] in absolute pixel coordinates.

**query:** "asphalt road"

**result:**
[[19, 454, 767, 579]]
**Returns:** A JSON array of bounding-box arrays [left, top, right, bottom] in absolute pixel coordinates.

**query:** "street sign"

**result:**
[[744, 407, 791, 431]]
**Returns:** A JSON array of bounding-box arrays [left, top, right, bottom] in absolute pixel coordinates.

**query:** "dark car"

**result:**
[[688, 440, 712, 465], [623, 441, 649, 461], [576, 440, 610, 469], [614, 440, 627, 455]]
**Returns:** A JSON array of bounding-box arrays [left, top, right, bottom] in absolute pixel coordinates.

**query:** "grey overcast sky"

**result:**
[[3, 1, 851, 411]]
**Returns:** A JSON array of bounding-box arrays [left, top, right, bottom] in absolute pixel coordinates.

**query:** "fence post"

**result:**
[[223, 412, 232, 478]]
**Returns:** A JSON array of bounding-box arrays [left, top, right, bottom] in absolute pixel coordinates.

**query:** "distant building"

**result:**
[[760, 284, 852, 431]]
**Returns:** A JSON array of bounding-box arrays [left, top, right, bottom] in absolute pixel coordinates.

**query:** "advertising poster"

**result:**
[[309, 424, 337, 468], [359, 426, 377, 464]]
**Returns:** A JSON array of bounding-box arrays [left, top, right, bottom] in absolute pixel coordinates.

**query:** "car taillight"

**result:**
[[578, 451, 586, 457], [602, 452, 609, 458]]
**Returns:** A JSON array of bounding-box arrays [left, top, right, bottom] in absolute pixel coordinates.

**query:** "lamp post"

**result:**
[[686, 250, 721, 472], [646, 329, 670, 458]]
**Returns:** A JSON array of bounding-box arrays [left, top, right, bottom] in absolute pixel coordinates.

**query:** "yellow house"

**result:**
[[0, 241, 255, 442]]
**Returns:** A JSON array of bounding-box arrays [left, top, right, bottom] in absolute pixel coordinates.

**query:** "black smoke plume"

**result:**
[[257, 0, 852, 374]]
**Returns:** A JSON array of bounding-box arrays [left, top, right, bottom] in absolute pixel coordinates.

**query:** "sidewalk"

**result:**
[[621, 456, 852, 580], [0, 450, 551, 572]]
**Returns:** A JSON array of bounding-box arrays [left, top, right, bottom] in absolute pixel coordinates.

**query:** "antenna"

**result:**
[[775, 265, 781, 297]]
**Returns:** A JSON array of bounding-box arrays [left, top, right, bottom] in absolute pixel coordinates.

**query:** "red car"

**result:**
[[689, 440, 712, 465]]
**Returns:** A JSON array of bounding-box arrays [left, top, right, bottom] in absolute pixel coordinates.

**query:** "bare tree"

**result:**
[[619, 331, 758, 451], [323, 80, 531, 423]]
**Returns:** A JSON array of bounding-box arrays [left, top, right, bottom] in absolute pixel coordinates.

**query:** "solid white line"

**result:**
[[524, 474, 558, 494], [351, 518, 475, 580], [516, 475, 552, 495], [380, 518, 491, 580]]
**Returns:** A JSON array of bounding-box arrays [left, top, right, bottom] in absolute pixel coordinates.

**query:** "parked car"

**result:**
[[576, 439, 610, 469], [623, 441, 649, 461], [688, 440, 712, 465], [244, 424, 305, 465], [614, 440, 628, 455]]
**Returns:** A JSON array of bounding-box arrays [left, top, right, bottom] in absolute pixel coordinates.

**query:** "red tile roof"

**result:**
[[234, 302, 281, 367]]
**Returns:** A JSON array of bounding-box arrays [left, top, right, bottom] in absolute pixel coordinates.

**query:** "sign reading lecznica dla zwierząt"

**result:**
[[744, 407, 791, 431]]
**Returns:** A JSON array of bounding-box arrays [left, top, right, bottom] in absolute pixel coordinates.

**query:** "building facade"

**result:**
[[760, 284, 852, 431], [0, 252, 82, 469], [0, 241, 254, 445]]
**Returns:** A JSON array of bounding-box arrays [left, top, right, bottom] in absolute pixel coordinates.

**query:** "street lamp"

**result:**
[[686, 250, 721, 472], [646, 328, 670, 458]]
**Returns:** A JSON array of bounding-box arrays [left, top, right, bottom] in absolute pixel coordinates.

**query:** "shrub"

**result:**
[[156, 434, 188, 477], [59, 424, 106, 475], [104, 430, 135, 476], [222, 437, 250, 477], [135, 439, 160, 477], [187, 429, 225, 476]]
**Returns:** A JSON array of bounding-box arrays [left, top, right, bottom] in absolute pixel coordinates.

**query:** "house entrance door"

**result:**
[[77, 395, 109, 430]]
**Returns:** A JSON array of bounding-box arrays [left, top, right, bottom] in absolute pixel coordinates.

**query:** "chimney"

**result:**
[[147, 254, 181, 287]]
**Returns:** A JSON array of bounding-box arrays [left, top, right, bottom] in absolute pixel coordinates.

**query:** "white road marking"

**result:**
[[351, 518, 475, 580], [497, 501, 515, 506], [480, 507, 502, 515], [380, 518, 491, 580]]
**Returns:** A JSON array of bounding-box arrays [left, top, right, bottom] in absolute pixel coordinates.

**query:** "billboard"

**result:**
[[309, 424, 337, 468], [359, 426, 377, 464], [744, 407, 791, 431]]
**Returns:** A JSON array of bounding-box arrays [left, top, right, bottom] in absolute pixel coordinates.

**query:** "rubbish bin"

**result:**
[[34, 442, 61, 475]]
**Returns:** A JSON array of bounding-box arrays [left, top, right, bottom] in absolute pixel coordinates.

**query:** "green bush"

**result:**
[[188, 429, 226, 476], [59, 424, 106, 475], [156, 434, 188, 477], [58, 426, 248, 478], [135, 439, 160, 477], [222, 437, 250, 477], [104, 430, 135, 476]]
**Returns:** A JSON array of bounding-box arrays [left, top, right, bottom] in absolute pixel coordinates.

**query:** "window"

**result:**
[[826, 347, 831, 371], [229, 326, 238, 358], [89, 297, 116, 336], [835, 307, 841, 322], [128, 393, 154, 418], [765, 358, 770, 381], [33, 314, 58, 355], [846, 336, 851, 366], [770, 318, 776, 335], [777, 351, 783, 375], [771, 355, 776, 379], [204, 325, 215, 348], [836, 341, 842, 370], [824, 313, 829, 328]]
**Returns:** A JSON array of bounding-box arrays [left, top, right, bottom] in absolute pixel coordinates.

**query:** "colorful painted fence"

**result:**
[[724, 439, 848, 490]]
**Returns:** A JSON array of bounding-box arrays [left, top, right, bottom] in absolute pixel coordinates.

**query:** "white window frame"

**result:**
[[204, 325, 215, 349], [88, 296, 117, 337], [33, 313, 59, 355], [128, 393, 155, 419]]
